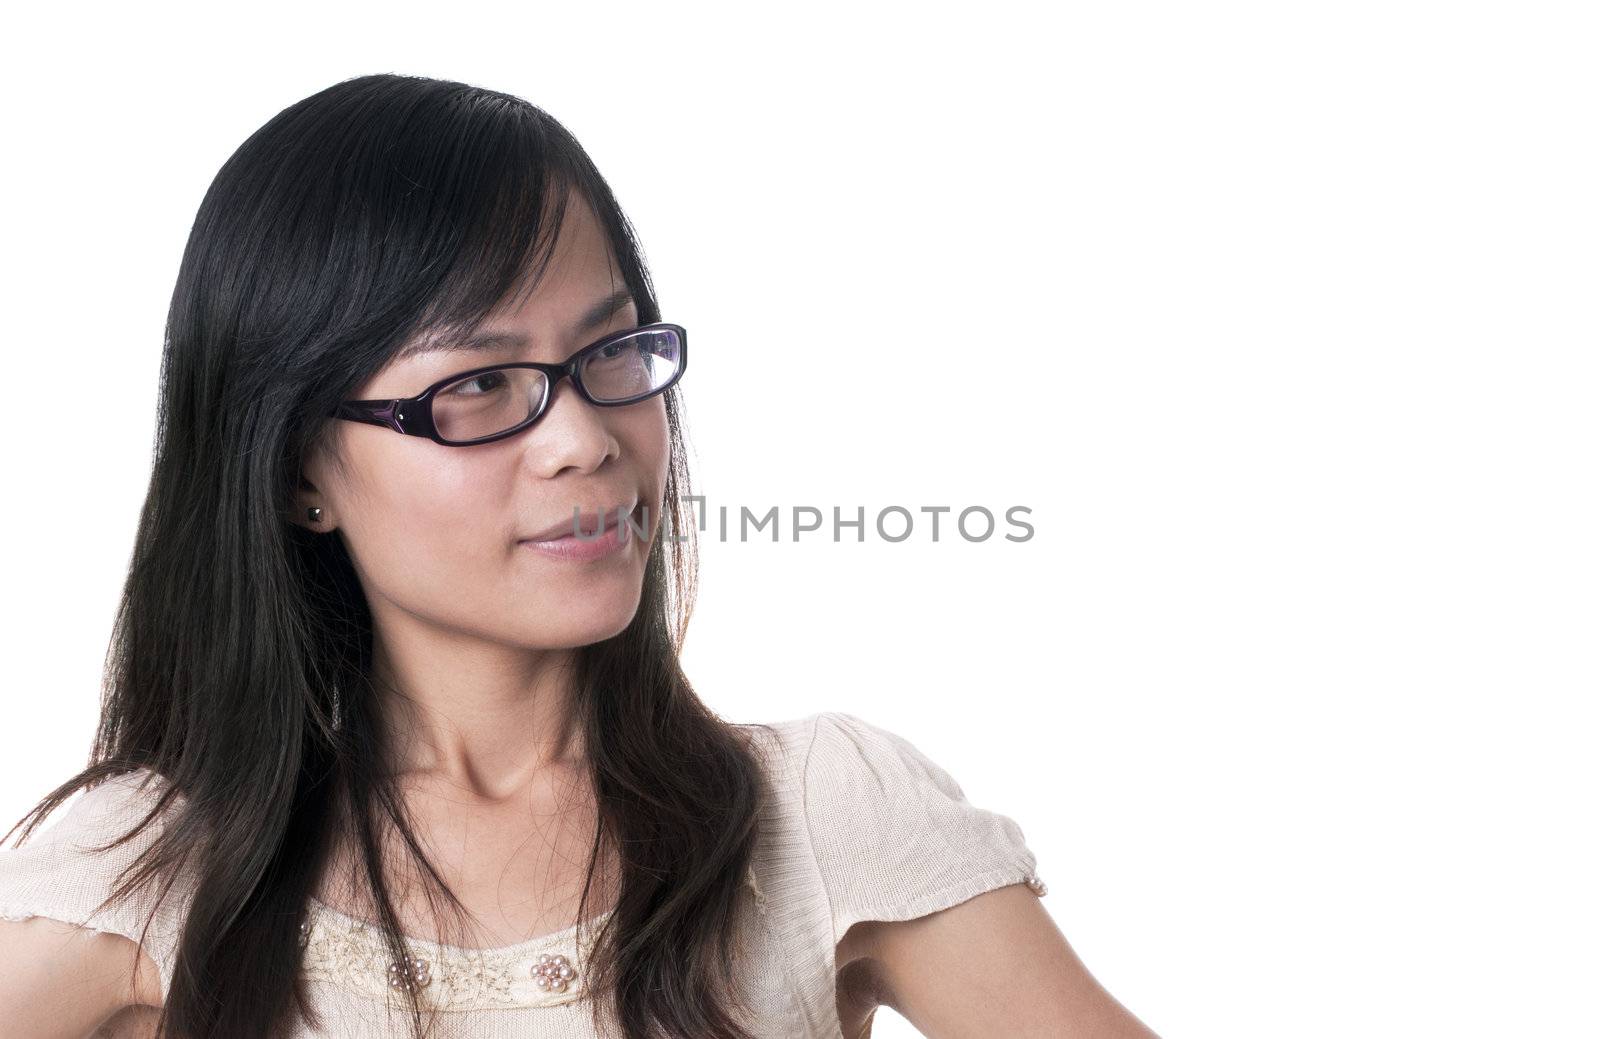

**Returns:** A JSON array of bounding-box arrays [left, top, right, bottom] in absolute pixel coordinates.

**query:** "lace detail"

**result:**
[[299, 898, 613, 1011]]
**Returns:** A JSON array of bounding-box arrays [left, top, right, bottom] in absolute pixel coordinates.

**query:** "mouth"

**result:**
[[519, 500, 641, 545]]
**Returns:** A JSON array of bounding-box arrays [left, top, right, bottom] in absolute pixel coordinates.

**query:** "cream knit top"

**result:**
[[0, 712, 1044, 1038]]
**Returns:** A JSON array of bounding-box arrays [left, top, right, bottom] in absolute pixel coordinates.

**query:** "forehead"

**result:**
[[397, 192, 634, 362], [495, 191, 623, 319]]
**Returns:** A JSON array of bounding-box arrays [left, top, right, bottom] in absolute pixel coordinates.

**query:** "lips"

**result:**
[[521, 500, 638, 543]]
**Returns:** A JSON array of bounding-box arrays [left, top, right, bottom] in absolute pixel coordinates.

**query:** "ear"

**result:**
[[289, 482, 332, 532], [289, 446, 336, 533], [291, 501, 331, 532]]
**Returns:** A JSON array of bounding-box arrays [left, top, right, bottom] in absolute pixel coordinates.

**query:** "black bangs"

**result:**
[[205, 73, 658, 392], [353, 85, 661, 363], [396, 104, 581, 352], [316, 87, 574, 356], [340, 80, 659, 365]]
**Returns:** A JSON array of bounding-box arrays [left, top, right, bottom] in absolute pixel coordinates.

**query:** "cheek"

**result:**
[[340, 448, 508, 585], [626, 400, 671, 481]]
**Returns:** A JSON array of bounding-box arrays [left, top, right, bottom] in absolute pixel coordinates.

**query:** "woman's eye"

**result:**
[[445, 371, 508, 396]]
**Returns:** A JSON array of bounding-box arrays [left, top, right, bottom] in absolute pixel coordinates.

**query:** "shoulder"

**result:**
[[0, 768, 186, 1007], [736, 711, 1044, 944], [738, 709, 962, 792], [2, 767, 174, 855], [742, 709, 1021, 835], [1, 769, 179, 869]]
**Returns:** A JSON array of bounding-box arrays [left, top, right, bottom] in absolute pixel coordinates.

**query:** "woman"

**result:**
[[0, 74, 1157, 1039]]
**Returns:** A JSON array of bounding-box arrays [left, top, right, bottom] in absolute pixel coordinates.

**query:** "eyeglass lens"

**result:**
[[430, 326, 682, 444]]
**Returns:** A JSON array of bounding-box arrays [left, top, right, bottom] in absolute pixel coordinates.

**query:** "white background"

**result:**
[[2, 3, 1596, 1037]]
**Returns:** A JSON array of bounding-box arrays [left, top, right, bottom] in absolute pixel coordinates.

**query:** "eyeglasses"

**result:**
[[333, 322, 687, 446]]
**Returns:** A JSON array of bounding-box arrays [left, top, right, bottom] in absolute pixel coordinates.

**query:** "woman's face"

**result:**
[[299, 194, 669, 651]]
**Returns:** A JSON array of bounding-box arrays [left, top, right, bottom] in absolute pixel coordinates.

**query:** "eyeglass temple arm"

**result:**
[[333, 398, 409, 433]]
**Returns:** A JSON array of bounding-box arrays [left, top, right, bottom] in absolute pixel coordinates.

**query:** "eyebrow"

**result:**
[[400, 288, 637, 360]]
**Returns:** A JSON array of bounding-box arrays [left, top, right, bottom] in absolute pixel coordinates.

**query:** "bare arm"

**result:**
[[0, 917, 161, 1039], [849, 883, 1161, 1039]]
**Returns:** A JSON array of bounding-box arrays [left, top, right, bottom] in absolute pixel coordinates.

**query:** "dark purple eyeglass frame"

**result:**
[[332, 321, 688, 446]]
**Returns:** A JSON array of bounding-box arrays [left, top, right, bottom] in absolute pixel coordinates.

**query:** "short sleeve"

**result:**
[[0, 770, 186, 997], [794, 711, 1046, 945]]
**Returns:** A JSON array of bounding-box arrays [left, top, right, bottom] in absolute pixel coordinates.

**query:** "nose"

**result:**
[[524, 376, 619, 477]]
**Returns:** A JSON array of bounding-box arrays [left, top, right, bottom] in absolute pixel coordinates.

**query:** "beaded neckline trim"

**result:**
[[299, 899, 614, 1011]]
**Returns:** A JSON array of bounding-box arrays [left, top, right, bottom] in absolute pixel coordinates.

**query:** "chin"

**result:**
[[528, 597, 644, 648]]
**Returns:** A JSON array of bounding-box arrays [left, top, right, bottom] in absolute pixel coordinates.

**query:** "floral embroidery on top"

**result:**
[[298, 899, 612, 1011], [530, 951, 577, 992], [387, 955, 432, 992]]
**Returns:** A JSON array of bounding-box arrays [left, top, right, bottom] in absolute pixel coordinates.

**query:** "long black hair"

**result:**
[[2, 73, 768, 1039]]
